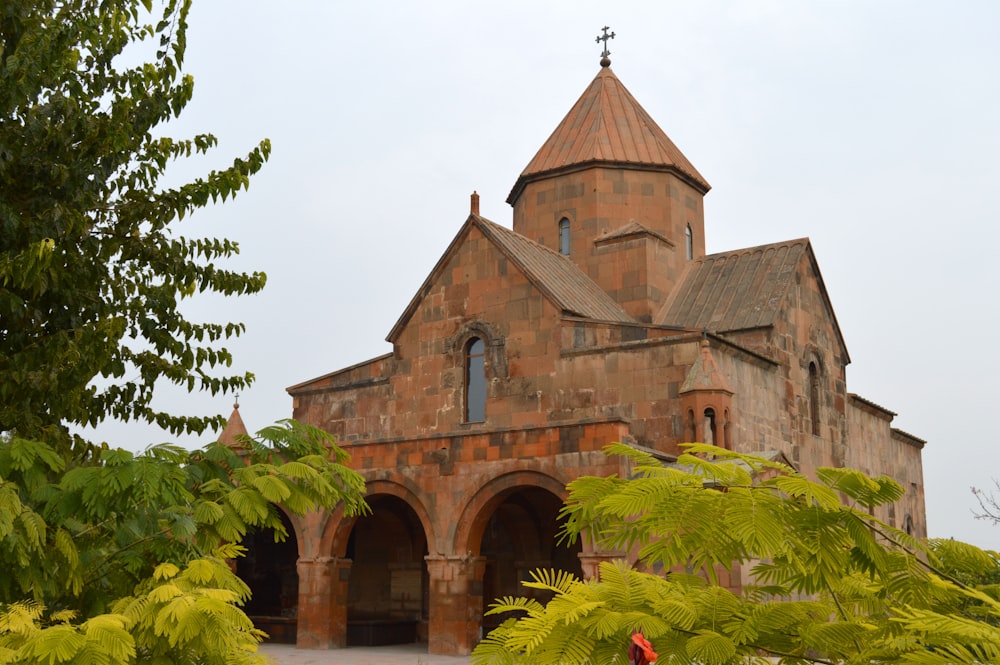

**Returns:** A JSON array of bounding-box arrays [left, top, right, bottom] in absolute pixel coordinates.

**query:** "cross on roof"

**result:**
[[596, 26, 615, 62]]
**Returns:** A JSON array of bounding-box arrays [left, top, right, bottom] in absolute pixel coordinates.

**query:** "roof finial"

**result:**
[[596, 25, 615, 67], [470, 191, 480, 216], [234, 392, 240, 409]]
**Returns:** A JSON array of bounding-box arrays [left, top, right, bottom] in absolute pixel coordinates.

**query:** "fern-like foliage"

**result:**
[[0, 420, 368, 664], [474, 444, 1000, 665]]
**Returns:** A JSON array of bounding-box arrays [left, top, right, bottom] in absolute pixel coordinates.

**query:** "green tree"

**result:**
[[0, 420, 369, 664], [0, 3, 372, 663], [0, 0, 269, 445], [473, 444, 1000, 665]]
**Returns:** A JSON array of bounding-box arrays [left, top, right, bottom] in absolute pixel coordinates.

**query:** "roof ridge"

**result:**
[[473, 216, 635, 323], [702, 237, 811, 261]]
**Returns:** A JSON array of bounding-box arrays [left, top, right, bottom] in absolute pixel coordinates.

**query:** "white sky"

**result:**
[[88, 2, 1000, 548]]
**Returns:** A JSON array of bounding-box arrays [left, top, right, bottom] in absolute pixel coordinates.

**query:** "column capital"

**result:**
[[578, 550, 627, 580]]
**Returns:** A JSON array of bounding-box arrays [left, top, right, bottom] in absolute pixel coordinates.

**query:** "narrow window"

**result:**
[[687, 409, 696, 442], [704, 408, 717, 445], [558, 218, 571, 256], [809, 361, 820, 436], [685, 224, 693, 260], [723, 409, 731, 450], [465, 338, 486, 422]]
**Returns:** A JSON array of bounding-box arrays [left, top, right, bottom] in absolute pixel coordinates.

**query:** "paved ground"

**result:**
[[259, 643, 473, 665]]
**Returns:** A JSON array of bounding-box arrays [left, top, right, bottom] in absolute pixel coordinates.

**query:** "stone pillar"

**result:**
[[578, 550, 625, 580], [296, 557, 352, 649], [425, 554, 486, 655]]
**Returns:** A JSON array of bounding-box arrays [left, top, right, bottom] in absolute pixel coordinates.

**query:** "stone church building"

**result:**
[[225, 55, 926, 655]]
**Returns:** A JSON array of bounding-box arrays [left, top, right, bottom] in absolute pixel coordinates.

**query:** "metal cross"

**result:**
[[596, 26, 615, 59]]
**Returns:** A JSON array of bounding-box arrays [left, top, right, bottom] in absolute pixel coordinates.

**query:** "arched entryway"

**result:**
[[480, 486, 583, 633], [237, 511, 299, 643], [345, 494, 429, 645]]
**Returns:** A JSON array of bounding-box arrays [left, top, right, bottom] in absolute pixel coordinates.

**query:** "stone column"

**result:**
[[425, 554, 486, 655], [578, 549, 626, 580], [296, 557, 352, 649]]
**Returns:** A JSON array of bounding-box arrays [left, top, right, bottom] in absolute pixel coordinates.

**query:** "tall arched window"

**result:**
[[809, 361, 820, 436], [465, 338, 486, 422], [558, 218, 571, 256], [685, 224, 693, 260], [704, 408, 717, 445]]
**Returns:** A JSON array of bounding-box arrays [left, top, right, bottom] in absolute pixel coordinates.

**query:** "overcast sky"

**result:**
[[87, 2, 1000, 548]]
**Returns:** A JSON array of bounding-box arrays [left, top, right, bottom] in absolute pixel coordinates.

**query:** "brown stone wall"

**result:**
[[314, 422, 628, 555], [590, 233, 679, 321], [292, 225, 566, 440], [846, 400, 927, 539], [511, 167, 705, 273], [722, 252, 850, 475], [707, 347, 787, 456], [555, 330, 702, 454]]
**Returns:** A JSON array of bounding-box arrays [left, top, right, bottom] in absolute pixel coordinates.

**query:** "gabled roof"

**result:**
[[508, 65, 710, 204], [595, 220, 674, 247], [387, 215, 634, 342], [658, 238, 850, 362]]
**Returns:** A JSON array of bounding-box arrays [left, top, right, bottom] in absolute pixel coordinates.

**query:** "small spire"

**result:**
[[596, 25, 615, 67], [470, 191, 480, 216], [218, 399, 249, 448]]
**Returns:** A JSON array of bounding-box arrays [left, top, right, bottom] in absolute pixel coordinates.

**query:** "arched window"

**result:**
[[687, 409, 696, 442], [704, 408, 717, 445], [465, 337, 486, 422], [809, 361, 820, 436], [558, 218, 571, 256], [723, 408, 732, 450], [685, 224, 693, 260]]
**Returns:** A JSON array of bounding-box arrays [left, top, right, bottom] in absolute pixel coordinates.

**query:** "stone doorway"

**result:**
[[345, 494, 429, 645], [480, 486, 582, 633], [237, 511, 299, 643]]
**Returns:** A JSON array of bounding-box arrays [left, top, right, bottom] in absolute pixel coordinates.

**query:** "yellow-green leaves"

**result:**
[[0, 420, 366, 665], [475, 446, 1000, 665]]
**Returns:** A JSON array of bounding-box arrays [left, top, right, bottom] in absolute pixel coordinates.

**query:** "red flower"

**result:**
[[629, 632, 658, 665]]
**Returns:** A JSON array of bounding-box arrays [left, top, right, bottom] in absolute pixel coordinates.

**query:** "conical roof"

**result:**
[[680, 340, 734, 395], [507, 64, 710, 204], [218, 402, 249, 448]]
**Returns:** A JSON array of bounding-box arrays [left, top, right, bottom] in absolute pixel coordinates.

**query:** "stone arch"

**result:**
[[453, 470, 569, 555], [452, 470, 582, 636], [801, 346, 825, 375], [448, 319, 508, 379], [320, 475, 436, 558], [328, 477, 437, 646]]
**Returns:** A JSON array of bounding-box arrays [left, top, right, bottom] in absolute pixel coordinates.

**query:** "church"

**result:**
[[226, 44, 926, 655]]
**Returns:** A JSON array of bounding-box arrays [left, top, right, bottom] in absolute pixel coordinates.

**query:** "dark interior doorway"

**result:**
[[237, 511, 299, 643], [345, 494, 429, 646], [480, 487, 582, 633]]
